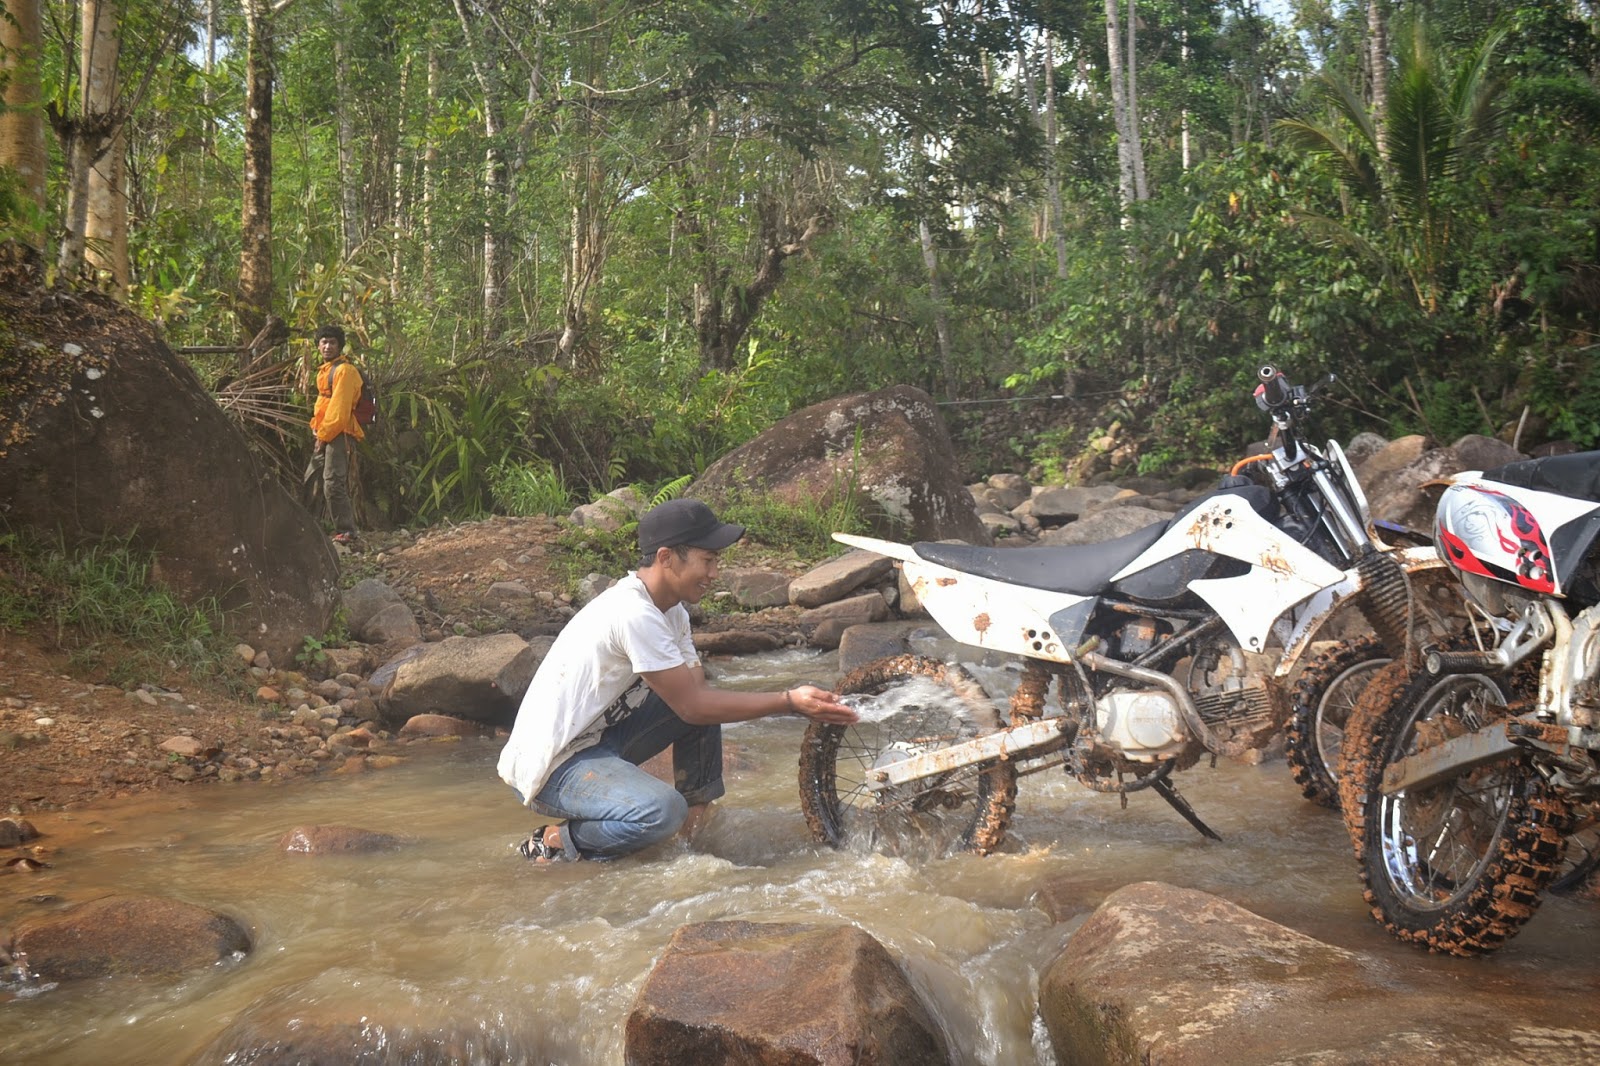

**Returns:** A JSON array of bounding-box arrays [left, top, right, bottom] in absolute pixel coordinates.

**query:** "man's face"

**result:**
[[663, 546, 721, 604], [318, 336, 342, 360]]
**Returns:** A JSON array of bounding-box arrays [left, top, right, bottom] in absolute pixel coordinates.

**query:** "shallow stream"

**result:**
[[5, 644, 1599, 1064]]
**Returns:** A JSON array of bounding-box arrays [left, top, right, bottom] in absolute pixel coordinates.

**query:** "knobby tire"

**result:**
[[797, 655, 1019, 856]]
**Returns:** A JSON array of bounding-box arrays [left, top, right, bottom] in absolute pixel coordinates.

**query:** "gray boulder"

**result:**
[[1363, 447, 1461, 530], [1029, 484, 1127, 525], [0, 265, 339, 665], [380, 634, 545, 725], [1037, 505, 1170, 546], [1450, 432, 1524, 473], [626, 920, 950, 1066], [721, 568, 792, 608], [690, 385, 991, 544], [342, 579, 422, 646], [790, 550, 895, 608]]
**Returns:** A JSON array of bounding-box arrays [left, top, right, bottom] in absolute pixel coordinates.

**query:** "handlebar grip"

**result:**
[[1257, 365, 1291, 407]]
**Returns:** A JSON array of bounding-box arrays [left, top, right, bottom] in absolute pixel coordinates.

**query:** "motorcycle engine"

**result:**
[[1094, 690, 1188, 762]]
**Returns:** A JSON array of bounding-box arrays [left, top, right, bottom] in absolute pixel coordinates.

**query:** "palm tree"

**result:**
[[1276, 17, 1507, 313]]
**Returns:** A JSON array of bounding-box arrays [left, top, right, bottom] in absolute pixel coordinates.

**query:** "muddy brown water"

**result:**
[[4, 644, 1599, 1065]]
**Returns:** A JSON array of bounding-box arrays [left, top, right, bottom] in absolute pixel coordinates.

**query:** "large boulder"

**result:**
[[9, 893, 251, 982], [0, 256, 339, 664], [1038, 881, 1600, 1065], [378, 634, 545, 726], [690, 386, 990, 544], [626, 920, 950, 1066]]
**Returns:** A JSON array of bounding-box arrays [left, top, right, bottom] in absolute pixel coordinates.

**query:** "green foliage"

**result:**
[[489, 459, 572, 518], [1528, 353, 1600, 449], [0, 531, 238, 687]]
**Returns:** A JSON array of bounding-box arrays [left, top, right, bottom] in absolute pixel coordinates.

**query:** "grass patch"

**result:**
[[0, 530, 242, 688]]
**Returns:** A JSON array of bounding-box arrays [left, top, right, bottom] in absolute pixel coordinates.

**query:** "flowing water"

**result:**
[[4, 643, 1599, 1065]]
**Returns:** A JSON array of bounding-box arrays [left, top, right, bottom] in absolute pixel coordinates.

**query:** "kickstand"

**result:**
[[1151, 776, 1223, 841]]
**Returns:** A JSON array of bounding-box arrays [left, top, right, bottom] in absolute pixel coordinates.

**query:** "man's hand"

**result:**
[[786, 685, 858, 725], [314, 438, 326, 455]]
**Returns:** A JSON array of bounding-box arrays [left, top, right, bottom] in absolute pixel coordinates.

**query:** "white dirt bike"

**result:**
[[798, 366, 1457, 855], [1341, 450, 1600, 955]]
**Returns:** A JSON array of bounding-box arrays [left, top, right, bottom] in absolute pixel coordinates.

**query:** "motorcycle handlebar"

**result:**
[[1257, 365, 1292, 408]]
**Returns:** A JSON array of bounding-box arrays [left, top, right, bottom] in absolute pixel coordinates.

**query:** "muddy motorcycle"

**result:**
[[798, 366, 1458, 856], [1341, 451, 1600, 955]]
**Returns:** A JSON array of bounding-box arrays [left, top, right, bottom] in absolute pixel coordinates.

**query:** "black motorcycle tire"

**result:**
[[797, 655, 1019, 856], [1342, 669, 1570, 956], [1284, 637, 1391, 810], [1551, 803, 1600, 896]]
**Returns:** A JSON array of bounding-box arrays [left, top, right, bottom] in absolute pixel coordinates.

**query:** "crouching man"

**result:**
[[497, 498, 858, 862]]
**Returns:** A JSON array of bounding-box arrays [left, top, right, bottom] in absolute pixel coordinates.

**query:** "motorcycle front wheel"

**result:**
[[798, 655, 1019, 856], [1343, 670, 1570, 956], [1284, 637, 1391, 810]]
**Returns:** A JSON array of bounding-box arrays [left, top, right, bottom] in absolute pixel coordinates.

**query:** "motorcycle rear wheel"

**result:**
[[1343, 670, 1570, 956], [1284, 637, 1390, 810], [798, 655, 1019, 856]]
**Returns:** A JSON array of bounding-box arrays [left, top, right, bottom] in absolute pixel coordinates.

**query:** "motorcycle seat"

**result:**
[[911, 521, 1168, 596], [1483, 450, 1600, 502]]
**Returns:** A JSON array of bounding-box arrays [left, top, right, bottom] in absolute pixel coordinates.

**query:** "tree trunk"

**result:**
[[334, 0, 360, 258], [451, 0, 507, 338], [422, 46, 438, 300], [81, 0, 128, 288], [238, 0, 278, 348], [1103, 0, 1137, 220], [1042, 31, 1069, 278], [56, 0, 118, 278], [1126, 0, 1148, 201], [1367, 0, 1389, 158], [0, 0, 48, 227], [390, 52, 410, 301], [918, 217, 954, 387]]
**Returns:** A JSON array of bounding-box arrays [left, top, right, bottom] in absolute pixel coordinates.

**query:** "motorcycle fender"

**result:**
[[898, 559, 1089, 662]]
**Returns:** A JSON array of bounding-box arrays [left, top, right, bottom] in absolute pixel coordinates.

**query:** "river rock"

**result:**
[[380, 634, 545, 725], [1450, 432, 1524, 473], [985, 472, 1032, 511], [690, 385, 991, 545], [721, 568, 792, 608], [790, 550, 895, 609], [626, 920, 950, 1066], [1036, 505, 1170, 546], [397, 713, 489, 739], [693, 629, 786, 656], [279, 825, 401, 854], [837, 621, 938, 675], [1029, 484, 1126, 525], [11, 894, 251, 981], [1363, 446, 1460, 529], [1037, 881, 1600, 1065], [1343, 431, 1390, 470], [193, 995, 546, 1065], [0, 817, 40, 847], [798, 591, 891, 628], [1354, 433, 1428, 488]]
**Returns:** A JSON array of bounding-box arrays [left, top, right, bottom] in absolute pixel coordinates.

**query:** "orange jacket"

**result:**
[[310, 358, 365, 443]]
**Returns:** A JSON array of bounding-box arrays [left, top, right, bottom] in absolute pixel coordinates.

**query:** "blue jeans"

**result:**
[[528, 689, 725, 860]]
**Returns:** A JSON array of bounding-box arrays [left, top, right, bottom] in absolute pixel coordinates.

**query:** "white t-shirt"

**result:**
[[497, 572, 699, 805]]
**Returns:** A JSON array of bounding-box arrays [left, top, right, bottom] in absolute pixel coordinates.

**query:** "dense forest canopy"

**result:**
[[2, 0, 1597, 527]]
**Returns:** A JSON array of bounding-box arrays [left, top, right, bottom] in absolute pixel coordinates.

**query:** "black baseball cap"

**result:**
[[638, 499, 745, 555]]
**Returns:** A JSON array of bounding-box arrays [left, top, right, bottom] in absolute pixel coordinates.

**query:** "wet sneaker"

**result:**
[[516, 826, 570, 862], [331, 532, 356, 545]]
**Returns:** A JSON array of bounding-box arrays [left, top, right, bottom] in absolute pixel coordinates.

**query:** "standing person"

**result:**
[[498, 498, 859, 863], [304, 324, 364, 545]]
